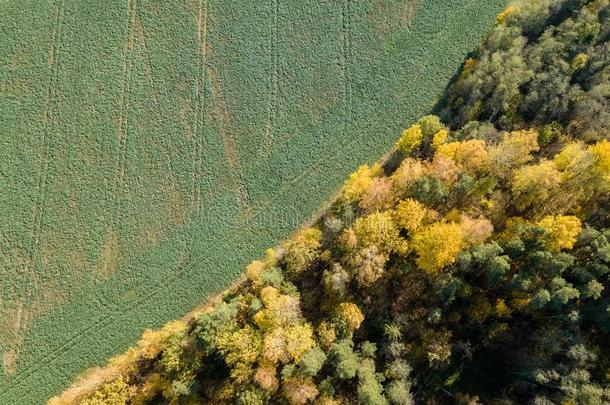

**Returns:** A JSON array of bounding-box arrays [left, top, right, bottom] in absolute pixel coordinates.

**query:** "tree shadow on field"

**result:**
[[430, 48, 483, 130]]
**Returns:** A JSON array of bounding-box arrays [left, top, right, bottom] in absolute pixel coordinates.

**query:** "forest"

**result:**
[[50, 1, 610, 404]]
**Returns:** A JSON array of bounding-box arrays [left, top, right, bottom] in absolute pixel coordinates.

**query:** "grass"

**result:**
[[0, 0, 505, 402]]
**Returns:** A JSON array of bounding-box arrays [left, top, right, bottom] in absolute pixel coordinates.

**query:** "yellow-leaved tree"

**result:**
[[360, 177, 395, 211], [552, 141, 610, 209], [394, 198, 429, 233], [254, 363, 279, 392], [282, 228, 322, 275], [341, 164, 383, 203], [437, 139, 489, 173], [411, 222, 464, 273], [391, 157, 425, 195], [263, 327, 291, 364], [396, 124, 423, 153], [511, 160, 562, 212], [351, 245, 389, 287], [589, 140, 610, 192], [338, 302, 365, 331], [460, 214, 493, 247], [350, 211, 408, 254], [488, 129, 539, 176], [80, 379, 129, 405], [253, 287, 302, 331], [428, 153, 462, 185], [282, 377, 319, 405], [215, 325, 262, 382], [537, 215, 582, 252], [432, 129, 449, 148]]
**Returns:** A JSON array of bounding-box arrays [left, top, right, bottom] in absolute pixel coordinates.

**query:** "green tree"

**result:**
[[357, 358, 388, 405], [417, 115, 446, 138], [300, 346, 327, 377], [385, 380, 413, 405], [409, 177, 447, 207], [329, 340, 360, 380]]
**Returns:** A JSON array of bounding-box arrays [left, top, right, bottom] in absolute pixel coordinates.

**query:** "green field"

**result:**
[[0, 0, 504, 402]]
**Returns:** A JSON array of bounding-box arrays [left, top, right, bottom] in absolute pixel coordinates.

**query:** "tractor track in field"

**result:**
[[403, 0, 424, 28], [132, 0, 180, 181], [32, 0, 64, 259], [208, 67, 252, 214], [115, 0, 136, 229], [101, 0, 136, 313], [260, 0, 279, 159], [194, 0, 209, 214], [341, 0, 353, 140]]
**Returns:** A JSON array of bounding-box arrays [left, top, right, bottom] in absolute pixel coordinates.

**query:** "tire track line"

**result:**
[[139, 3, 263, 218], [103, 0, 136, 312], [403, 0, 424, 28], [194, 0, 209, 213], [341, 0, 353, 138], [32, 0, 64, 256], [132, 0, 177, 178], [116, 0, 136, 199], [115, 0, 135, 226], [260, 0, 279, 159], [208, 67, 252, 214]]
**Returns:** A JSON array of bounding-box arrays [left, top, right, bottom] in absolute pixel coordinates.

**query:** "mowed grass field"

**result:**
[[0, 0, 504, 402]]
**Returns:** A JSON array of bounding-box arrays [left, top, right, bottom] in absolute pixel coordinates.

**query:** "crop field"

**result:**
[[0, 0, 504, 402]]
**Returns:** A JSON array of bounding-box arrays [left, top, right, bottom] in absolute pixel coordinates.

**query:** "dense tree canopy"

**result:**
[[442, 0, 610, 143]]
